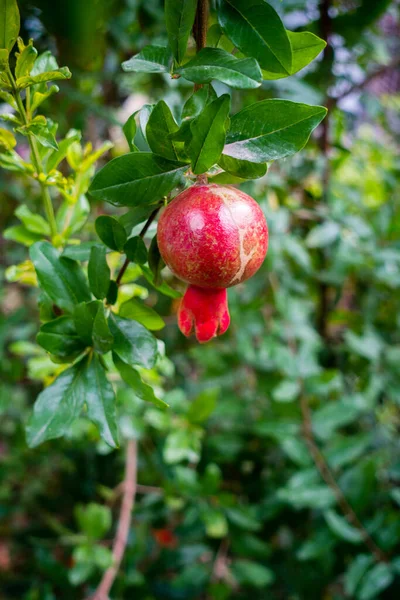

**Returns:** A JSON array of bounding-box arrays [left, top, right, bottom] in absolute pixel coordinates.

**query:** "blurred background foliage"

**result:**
[[1, 0, 400, 598]]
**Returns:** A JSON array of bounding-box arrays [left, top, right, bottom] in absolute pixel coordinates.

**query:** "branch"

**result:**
[[115, 206, 161, 286], [333, 59, 400, 103], [300, 395, 388, 563], [90, 439, 138, 600]]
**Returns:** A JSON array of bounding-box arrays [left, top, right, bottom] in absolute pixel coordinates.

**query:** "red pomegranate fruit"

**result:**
[[157, 183, 268, 343]]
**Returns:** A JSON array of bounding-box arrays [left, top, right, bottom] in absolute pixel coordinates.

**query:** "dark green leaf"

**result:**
[[62, 242, 99, 262], [217, 0, 292, 75], [123, 236, 148, 265], [231, 560, 275, 588], [37, 316, 85, 359], [113, 353, 168, 409], [324, 510, 364, 544], [74, 301, 100, 346], [83, 354, 119, 448], [92, 304, 114, 354], [122, 111, 139, 152], [148, 234, 165, 286], [89, 153, 186, 208], [218, 154, 267, 179], [344, 555, 374, 597], [109, 313, 158, 369], [95, 216, 127, 252], [88, 245, 111, 299], [224, 100, 327, 163], [146, 100, 184, 161], [122, 45, 172, 73], [14, 204, 50, 235], [30, 241, 91, 313], [119, 205, 156, 235], [106, 281, 118, 305], [187, 94, 230, 174], [165, 0, 197, 64], [26, 358, 87, 447], [182, 85, 217, 119], [358, 563, 394, 600], [140, 265, 182, 299], [178, 47, 262, 89], [119, 297, 165, 330], [0, 0, 20, 52]]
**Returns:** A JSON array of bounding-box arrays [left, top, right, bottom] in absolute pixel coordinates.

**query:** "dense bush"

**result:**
[[1, 0, 399, 599]]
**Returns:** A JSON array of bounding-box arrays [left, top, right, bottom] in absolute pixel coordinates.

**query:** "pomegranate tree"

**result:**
[[158, 183, 268, 342]]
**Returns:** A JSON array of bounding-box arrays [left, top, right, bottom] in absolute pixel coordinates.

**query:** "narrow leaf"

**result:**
[[187, 94, 230, 174], [88, 245, 111, 299], [122, 45, 172, 73], [113, 353, 168, 409], [146, 100, 183, 161], [16, 67, 71, 90], [218, 154, 267, 179], [165, 0, 197, 64], [0, 0, 20, 52], [92, 304, 114, 354]]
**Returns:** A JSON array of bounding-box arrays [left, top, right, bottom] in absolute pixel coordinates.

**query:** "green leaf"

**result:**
[[224, 100, 327, 163], [46, 129, 82, 172], [123, 236, 148, 265], [202, 509, 228, 538], [122, 45, 172, 73], [0, 0, 20, 52], [15, 38, 37, 79], [74, 301, 100, 346], [16, 66, 71, 90], [288, 31, 326, 75], [17, 120, 58, 150], [182, 85, 217, 119], [106, 281, 118, 305], [122, 111, 138, 152], [119, 205, 156, 235], [109, 313, 158, 369], [89, 153, 186, 208], [187, 388, 218, 423], [88, 245, 111, 300], [113, 353, 168, 409], [177, 47, 262, 89], [146, 100, 184, 161], [30, 84, 59, 112], [62, 242, 99, 262], [218, 154, 267, 179], [141, 265, 182, 299], [272, 380, 300, 403], [186, 94, 230, 174], [26, 358, 87, 447], [217, 0, 292, 75], [344, 555, 374, 597], [30, 241, 91, 313], [92, 304, 114, 354], [357, 564, 394, 600], [95, 216, 127, 252], [324, 510, 364, 544], [3, 225, 42, 246], [231, 560, 275, 588], [165, 0, 197, 65], [83, 354, 119, 448], [75, 503, 112, 540], [14, 204, 50, 236], [37, 316, 85, 360], [148, 236, 165, 288], [306, 221, 340, 248], [119, 297, 165, 330]]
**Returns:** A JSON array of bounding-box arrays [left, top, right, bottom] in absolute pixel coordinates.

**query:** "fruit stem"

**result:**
[[196, 173, 208, 185]]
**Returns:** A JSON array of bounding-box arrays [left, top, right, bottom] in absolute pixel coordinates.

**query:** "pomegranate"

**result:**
[[157, 183, 268, 343]]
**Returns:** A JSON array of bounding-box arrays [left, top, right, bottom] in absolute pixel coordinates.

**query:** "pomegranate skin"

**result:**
[[157, 184, 268, 289]]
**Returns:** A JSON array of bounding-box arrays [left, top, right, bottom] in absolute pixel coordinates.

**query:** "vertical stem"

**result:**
[[192, 0, 209, 91], [90, 440, 138, 600], [7, 69, 58, 239]]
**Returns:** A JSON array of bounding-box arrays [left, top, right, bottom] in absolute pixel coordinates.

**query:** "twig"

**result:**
[[192, 0, 209, 91], [299, 395, 388, 563], [90, 439, 138, 600], [115, 206, 161, 286]]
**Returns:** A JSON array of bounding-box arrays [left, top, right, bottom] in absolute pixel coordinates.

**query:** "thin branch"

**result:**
[[192, 0, 209, 91], [299, 395, 388, 563], [90, 439, 138, 600], [115, 206, 161, 286]]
